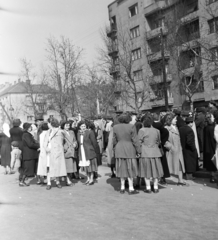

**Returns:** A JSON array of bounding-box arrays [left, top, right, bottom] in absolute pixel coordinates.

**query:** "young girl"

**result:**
[[10, 141, 22, 174]]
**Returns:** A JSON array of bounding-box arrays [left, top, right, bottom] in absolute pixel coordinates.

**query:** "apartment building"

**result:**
[[107, 0, 218, 112]]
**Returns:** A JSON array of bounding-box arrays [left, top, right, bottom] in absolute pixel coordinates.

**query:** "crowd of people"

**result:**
[[0, 100, 218, 194]]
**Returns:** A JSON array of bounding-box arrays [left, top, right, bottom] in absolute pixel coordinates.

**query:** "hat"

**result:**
[[11, 141, 19, 147], [23, 122, 32, 131], [209, 100, 217, 107], [185, 117, 194, 123], [181, 110, 189, 117], [35, 114, 44, 121], [196, 107, 206, 113], [173, 109, 181, 115]]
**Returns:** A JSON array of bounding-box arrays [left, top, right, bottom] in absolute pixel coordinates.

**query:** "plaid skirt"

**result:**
[[65, 158, 77, 173], [85, 158, 98, 173], [139, 157, 163, 179], [115, 158, 138, 178]]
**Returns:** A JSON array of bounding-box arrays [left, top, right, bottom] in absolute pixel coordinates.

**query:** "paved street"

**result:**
[[0, 165, 218, 240]]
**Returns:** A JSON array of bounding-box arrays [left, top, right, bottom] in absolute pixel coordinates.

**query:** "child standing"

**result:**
[[10, 141, 22, 175]]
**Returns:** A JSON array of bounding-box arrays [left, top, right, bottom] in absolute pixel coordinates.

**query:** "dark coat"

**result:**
[[22, 132, 40, 160], [203, 124, 217, 171], [0, 133, 11, 167], [77, 129, 100, 161], [153, 121, 170, 178], [195, 112, 205, 152], [113, 123, 141, 159], [9, 126, 24, 150], [179, 125, 197, 173]]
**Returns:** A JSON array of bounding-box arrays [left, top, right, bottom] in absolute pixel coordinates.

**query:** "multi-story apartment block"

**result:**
[[107, 0, 218, 112], [0, 80, 60, 126]]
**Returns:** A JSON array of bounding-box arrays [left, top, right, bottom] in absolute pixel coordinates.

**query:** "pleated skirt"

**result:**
[[115, 158, 138, 178], [65, 157, 77, 173], [139, 157, 164, 179], [85, 158, 98, 173]]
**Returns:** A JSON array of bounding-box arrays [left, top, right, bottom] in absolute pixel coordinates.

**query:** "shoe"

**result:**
[[128, 190, 139, 195], [210, 178, 216, 183], [134, 184, 140, 189], [177, 182, 189, 187], [120, 189, 125, 194], [87, 182, 94, 186], [83, 181, 90, 185], [159, 178, 168, 185], [66, 182, 72, 186], [56, 183, 62, 188], [19, 182, 30, 187], [111, 173, 116, 178], [36, 181, 43, 185], [46, 185, 52, 190], [144, 189, 152, 194], [153, 189, 159, 193]]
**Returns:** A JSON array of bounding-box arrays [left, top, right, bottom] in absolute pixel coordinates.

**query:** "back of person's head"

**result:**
[[12, 118, 21, 127], [11, 141, 19, 148], [143, 115, 153, 128], [153, 112, 160, 121], [41, 122, 49, 131], [50, 118, 60, 128], [118, 114, 131, 124]]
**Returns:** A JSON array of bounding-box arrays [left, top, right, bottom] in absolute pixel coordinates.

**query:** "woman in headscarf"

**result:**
[[0, 123, 12, 174], [9, 118, 24, 151]]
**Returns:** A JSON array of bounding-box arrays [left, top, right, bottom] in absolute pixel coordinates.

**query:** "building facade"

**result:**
[[107, 0, 218, 112], [0, 80, 61, 126]]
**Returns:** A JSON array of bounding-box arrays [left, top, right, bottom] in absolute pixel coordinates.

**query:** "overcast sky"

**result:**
[[0, 0, 112, 84]]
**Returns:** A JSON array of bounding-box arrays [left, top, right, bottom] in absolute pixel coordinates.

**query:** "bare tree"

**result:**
[[45, 36, 84, 120]]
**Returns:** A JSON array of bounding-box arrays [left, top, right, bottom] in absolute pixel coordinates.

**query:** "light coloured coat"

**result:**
[[42, 128, 67, 177], [63, 130, 77, 159], [37, 130, 48, 176], [138, 127, 162, 158], [165, 125, 185, 175]]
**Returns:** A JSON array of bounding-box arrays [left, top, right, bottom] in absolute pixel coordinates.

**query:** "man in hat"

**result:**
[[179, 117, 198, 180], [35, 114, 44, 141], [208, 100, 217, 113]]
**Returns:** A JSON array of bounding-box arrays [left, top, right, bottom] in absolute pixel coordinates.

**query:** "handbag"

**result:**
[[211, 154, 218, 169], [164, 141, 172, 150]]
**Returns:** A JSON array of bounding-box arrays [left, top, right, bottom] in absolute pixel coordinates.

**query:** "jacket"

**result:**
[[22, 131, 39, 160]]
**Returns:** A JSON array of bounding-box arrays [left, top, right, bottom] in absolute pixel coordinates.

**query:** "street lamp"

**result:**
[[9, 104, 14, 119]]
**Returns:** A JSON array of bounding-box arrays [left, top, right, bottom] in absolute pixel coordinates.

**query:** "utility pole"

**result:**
[[160, 27, 169, 110]]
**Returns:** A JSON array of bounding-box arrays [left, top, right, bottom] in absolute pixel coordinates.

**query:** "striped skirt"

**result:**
[[115, 158, 138, 178], [139, 157, 163, 179]]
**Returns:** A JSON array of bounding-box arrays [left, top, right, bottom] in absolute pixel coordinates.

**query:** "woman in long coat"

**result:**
[[9, 119, 23, 151], [164, 114, 187, 186], [0, 123, 12, 174], [203, 112, 217, 183], [213, 111, 218, 186], [62, 121, 77, 186], [43, 118, 67, 190], [20, 123, 40, 186], [113, 114, 141, 195], [77, 120, 100, 185], [37, 122, 49, 184]]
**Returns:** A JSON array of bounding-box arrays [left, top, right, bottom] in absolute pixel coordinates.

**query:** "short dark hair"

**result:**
[[12, 119, 21, 127], [41, 122, 49, 131], [143, 115, 153, 128], [118, 114, 131, 124], [77, 120, 87, 129], [50, 118, 60, 128], [163, 113, 175, 126], [60, 121, 71, 130], [153, 112, 160, 121]]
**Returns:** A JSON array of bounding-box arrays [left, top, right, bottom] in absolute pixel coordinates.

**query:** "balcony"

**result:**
[[114, 82, 122, 94], [107, 25, 117, 38], [146, 26, 168, 40], [108, 44, 118, 57], [110, 64, 120, 76], [144, 1, 166, 17], [147, 50, 170, 63], [149, 74, 172, 85], [181, 10, 199, 24], [151, 97, 174, 107]]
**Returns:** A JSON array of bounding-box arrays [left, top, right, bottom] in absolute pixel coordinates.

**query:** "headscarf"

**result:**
[[3, 123, 10, 137]]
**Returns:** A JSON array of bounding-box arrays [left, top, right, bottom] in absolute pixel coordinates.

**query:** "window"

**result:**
[[212, 75, 218, 89], [130, 26, 140, 39], [210, 47, 218, 61], [133, 70, 143, 81], [132, 48, 141, 61], [38, 104, 44, 112], [183, 74, 204, 93], [208, 17, 218, 34], [129, 4, 138, 18]]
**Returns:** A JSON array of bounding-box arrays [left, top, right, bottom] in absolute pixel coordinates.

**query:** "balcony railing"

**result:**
[[144, 1, 166, 16], [110, 64, 120, 76], [108, 44, 119, 57], [147, 50, 170, 63], [146, 26, 168, 40], [114, 82, 122, 94], [149, 74, 172, 84], [107, 25, 117, 38], [151, 97, 174, 106]]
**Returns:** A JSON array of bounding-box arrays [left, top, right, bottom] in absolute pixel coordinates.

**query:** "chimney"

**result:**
[[26, 79, 31, 85], [18, 78, 21, 83]]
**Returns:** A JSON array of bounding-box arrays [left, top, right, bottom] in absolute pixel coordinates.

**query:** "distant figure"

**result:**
[[9, 119, 24, 151], [10, 141, 22, 174], [0, 123, 12, 174]]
